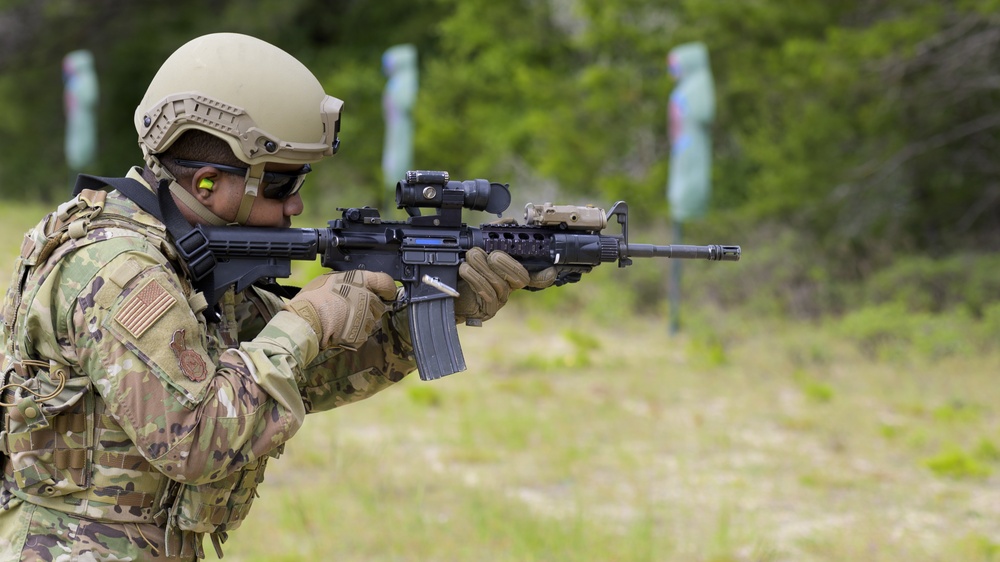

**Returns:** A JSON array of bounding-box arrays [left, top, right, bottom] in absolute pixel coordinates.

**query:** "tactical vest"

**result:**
[[0, 186, 284, 557]]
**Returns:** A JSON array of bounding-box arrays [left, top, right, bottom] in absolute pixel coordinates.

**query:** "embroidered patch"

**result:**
[[115, 279, 176, 338], [170, 329, 208, 382]]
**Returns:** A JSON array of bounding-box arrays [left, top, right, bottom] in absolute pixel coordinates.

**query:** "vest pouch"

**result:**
[[2, 232, 39, 334], [1, 259, 23, 334], [6, 362, 92, 498], [171, 456, 269, 534]]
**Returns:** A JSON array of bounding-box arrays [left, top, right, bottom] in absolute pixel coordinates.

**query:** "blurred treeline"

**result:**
[[1, 0, 998, 317]]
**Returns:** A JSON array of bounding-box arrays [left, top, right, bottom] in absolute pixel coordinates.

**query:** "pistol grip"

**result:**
[[408, 297, 466, 380]]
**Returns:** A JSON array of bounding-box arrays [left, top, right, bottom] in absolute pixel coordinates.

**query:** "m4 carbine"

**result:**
[[192, 171, 740, 380]]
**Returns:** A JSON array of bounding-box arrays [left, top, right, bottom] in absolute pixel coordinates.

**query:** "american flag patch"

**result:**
[[115, 279, 176, 339]]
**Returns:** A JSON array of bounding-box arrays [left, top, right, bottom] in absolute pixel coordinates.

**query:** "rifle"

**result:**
[[190, 171, 741, 380]]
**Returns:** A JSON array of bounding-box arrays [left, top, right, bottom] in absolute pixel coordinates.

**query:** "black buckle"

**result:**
[[175, 228, 216, 282]]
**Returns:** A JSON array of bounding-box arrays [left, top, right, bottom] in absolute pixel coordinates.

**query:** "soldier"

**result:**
[[0, 33, 536, 560]]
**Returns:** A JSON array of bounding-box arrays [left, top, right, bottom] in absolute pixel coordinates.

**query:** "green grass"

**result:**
[[1, 201, 999, 561], [200, 308, 1000, 562]]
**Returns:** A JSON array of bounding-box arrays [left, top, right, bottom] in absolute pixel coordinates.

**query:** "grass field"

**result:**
[[193, 308, 999, 562], [1, 201, 998, 561]]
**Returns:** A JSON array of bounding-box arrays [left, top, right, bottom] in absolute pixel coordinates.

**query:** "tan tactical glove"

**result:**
[[526, 266, 558, 289], [454, 248, 556, 324], [285, 270, 398, 350]]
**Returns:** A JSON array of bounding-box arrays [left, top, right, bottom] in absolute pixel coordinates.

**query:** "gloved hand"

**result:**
[[454, 248, 556, 324], [284, 270, 398, 350]]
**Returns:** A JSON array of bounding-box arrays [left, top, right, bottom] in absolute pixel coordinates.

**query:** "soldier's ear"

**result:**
[[192, 169, 221, 203]]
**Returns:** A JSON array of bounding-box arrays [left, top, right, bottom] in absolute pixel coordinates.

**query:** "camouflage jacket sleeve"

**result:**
[[48, 237, 308, 486], [295, 308, 417, 413], [238, 286, 417, 414]]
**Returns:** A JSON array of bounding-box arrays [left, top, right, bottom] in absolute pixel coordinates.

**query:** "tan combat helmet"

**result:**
[[134, 32, 344, 224]]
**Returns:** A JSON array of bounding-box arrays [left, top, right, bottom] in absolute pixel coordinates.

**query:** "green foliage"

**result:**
[[922, 445, 992, 479], [795, 371, 835, 404], [678, 1, 1000, 253], [510, 257, 665, 323], [683, 221, 845, 318], [975, 438, 1000, 462], [689, 335, 728, 368], [510, 326, 603, 371], [406, 383, 444, 408], [980, 302, 1000, 344], [932, 400, 985, 424], [953, 533, 1000, 562], [832, 303, 982, 361], [864, 253, 1000, 316]]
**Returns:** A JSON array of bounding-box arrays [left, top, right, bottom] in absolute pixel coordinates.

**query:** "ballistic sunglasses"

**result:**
[[173, 159, 312, 200]]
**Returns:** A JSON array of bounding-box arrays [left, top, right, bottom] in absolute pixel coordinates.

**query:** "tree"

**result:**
[[677, 0, 1000, 260]]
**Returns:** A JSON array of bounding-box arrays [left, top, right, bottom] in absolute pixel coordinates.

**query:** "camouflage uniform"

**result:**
[[0, 168, 416, 560]]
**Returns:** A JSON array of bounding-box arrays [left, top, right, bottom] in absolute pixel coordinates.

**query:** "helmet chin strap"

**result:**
[[235, 162, 266, 225], [144, 149, 231, 226]]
